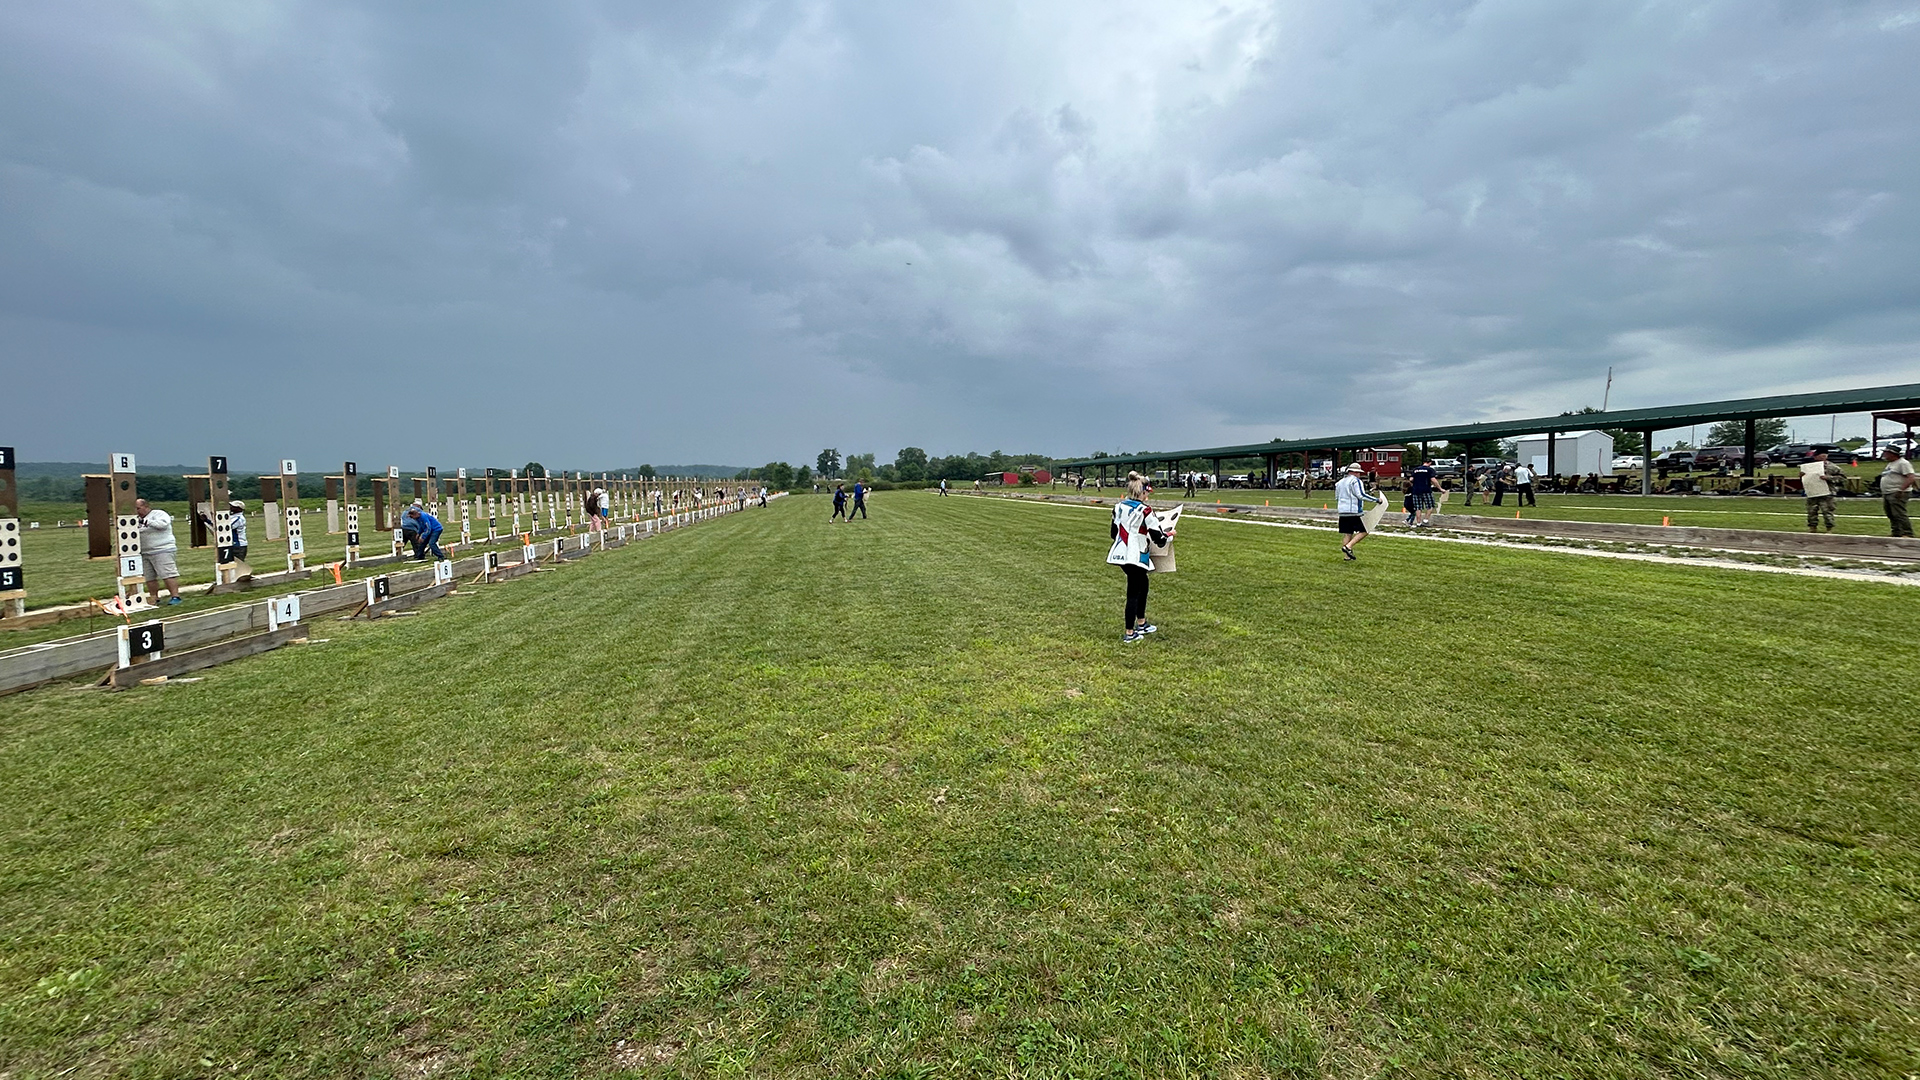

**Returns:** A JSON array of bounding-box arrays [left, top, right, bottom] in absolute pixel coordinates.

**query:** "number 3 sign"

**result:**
[[118, 621, 164, 667]]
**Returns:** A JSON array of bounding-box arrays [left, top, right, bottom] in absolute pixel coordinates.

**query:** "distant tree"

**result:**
[[522, 461, 546, 478], [638, 464, 655, 479], [795, 465, 812, 487], [816, 449, 841, 478], [762, 462, 795, 489], [846, 452, 876, 478], [1705, 417, 1788, 448], [1837, 437, 1867, 450], [893, 447, 928, 482]]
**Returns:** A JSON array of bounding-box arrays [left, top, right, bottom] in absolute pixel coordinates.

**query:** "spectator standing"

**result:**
[[831, 484, 848, 521], [1799, 450, 1849, 533], [1513, 464, 1536, 506], [132, 497, 183, 604], [1406, 460, 1438, 528], [939, 478, 948, 496], [1106, 472, 1162, 642], [1334, 463, 1380, 560], [850, 480, 869, 519], [1879, 445, 1915, 537]]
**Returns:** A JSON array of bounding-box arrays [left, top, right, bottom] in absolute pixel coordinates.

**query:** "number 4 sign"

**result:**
[[266, 595, 301, 630]]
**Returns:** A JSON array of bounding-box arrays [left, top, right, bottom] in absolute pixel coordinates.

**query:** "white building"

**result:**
[[1511, 430, 1614, 478]]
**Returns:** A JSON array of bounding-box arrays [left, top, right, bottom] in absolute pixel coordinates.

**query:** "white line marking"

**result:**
[[980, 496, 1920, 588]]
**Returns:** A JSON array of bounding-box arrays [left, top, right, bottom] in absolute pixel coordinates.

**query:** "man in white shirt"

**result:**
[[1513, 464, 1536, 506], [133, 497, 183, 605], [1334, 463, 1381, 561], [1879, 445, 1915, 538]]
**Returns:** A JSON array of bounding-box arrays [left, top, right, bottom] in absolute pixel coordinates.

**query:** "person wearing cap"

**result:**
[[1334, 463, 1381, 560], [404, 504, 445, 559], [197, 498, 253, 579], [583, 486, 606, 532], [1878, 444, 1915, 537], [1799, 448, 1849, 533]]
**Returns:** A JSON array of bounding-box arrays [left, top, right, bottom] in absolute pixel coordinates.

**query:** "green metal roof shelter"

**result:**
[[1059, 382, 1920, 497]]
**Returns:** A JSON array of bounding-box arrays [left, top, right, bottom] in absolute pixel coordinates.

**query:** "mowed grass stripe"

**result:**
[[1, 493, 1914, 1078]]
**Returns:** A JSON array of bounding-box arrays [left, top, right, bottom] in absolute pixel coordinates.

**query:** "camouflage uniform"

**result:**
[[1801, 460, 1847, 532]]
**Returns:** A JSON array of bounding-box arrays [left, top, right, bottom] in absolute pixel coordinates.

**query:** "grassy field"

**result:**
[[1046, 486, 1905, 535], [1, 493, 1914, 1078]]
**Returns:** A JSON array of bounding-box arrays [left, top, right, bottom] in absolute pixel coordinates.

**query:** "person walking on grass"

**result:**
[[831, 484, 848, 521], [1879, 445, 1915, 537], [1335, 463, 1380, 560], [1800, 449, 1849, 533], [1406, 459, 1438, 528], [1107, 471, 1164, 643], [132, 497, 183, 605], [850, 480, 869, 519]]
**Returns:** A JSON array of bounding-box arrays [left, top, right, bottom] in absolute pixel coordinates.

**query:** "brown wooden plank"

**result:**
[[109, 625, 306, 688]]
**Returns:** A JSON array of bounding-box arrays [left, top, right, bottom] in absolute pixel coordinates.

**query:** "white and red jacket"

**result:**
[[1107, 498, 1154, 569]]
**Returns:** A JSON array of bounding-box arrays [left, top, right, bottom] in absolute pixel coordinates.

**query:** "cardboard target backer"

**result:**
[[1146, 505, 1181, 573], [434, 559, 454, 584], [1361, 489, 1390, 533]]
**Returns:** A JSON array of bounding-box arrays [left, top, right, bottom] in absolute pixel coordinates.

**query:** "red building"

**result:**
[[1354, 447, 1404, 477]]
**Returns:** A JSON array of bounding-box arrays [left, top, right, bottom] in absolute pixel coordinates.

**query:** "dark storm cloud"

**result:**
[[2, 0, 1917, 468]]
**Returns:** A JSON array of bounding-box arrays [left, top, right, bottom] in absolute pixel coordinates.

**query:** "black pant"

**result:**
[[832, 503, 846, 519], [1122, 565, 1149, 628], [1518, 482, 1535, 506], [852, 499, 867, 519], [1492, 482, 1506, 505]]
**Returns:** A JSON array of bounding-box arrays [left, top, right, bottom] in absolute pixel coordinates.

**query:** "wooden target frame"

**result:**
[[0, 445, 21, 617], [281, 459, 305, 574]]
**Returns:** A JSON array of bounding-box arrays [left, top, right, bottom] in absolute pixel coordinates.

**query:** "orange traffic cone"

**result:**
[[1662, 515, 1671, 526], [1514, 511, 1521, 519]]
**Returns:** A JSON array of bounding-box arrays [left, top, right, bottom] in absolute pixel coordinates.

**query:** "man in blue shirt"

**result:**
[[850, 481, 868, 519], [1407, 460, 1439, 528], [405, 504, 445, 560]]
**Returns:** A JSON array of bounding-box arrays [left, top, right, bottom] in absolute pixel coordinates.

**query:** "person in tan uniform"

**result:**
[[1798, 449, 1848, 532]]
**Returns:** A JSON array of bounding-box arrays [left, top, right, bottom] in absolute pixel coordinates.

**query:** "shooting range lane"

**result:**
[[969, 491, 1920, 588], [0, 489, 785, 696]]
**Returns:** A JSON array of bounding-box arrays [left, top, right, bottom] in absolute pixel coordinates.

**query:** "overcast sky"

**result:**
[[3, 1, 1918, 470]]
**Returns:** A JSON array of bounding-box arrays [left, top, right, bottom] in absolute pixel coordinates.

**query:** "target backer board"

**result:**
[[1146, 504, 1181, 573], [281, 459, 305, 572], [0, 446, 21, 607], [109, 452, 147, 607], [1361, 488, 1390, 533]]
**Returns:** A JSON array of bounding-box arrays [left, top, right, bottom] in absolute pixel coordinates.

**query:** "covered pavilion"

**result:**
[[1060, 382, 1920, 497]]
